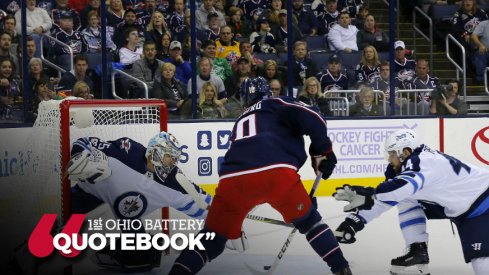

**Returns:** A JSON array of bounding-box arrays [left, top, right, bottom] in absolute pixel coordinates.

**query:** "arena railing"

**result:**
[[382, 0, 400, 40], [327, 97, 350, 116], [445, 34, 467, 100], [485, 67, 489, 95], [323, 90, 388, 116], [395, 89, 434, 116], [413, 6, 433, 70], [40, 35, 73, 75], [111, 69, 149, 99]]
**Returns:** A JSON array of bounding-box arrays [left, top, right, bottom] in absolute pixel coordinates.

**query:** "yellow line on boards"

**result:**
[[199, 177, 384, 197]]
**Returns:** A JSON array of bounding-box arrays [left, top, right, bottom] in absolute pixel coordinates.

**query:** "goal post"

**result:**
[[59, 99, 168, 225]]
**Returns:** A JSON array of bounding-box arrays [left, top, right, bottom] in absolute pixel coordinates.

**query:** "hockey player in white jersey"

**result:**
[[333, 129, 489, 275], [66, 131, 211, 271]]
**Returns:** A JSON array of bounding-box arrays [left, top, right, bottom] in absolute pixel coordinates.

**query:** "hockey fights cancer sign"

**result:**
[[28, 214, 213, 258]]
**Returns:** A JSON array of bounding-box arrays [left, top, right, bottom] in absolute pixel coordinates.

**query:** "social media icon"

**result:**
[[217, 156, 225, 173], [217, 130, 232, 149], [197, 131, 212, 150], [198, 157, 212, 176]]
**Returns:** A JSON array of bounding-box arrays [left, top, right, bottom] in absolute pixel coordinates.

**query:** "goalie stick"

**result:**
[[175, 172, 209, 210], [245, 172, 323, 275]]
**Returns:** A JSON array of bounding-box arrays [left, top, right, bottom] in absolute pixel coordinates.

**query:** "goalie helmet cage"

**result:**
[[58, 99, 169, 232]]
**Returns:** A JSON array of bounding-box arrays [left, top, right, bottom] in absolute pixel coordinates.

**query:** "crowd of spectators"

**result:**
[[0, 0, 473, 122]]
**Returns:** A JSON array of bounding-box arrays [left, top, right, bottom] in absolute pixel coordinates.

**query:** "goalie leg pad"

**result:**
[[169, 228, 227, 274], [292, 208, 349, 274], [67, 149, 111, 184]]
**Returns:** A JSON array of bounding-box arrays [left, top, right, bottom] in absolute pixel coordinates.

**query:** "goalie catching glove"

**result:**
[[334, 214, 365, 244], [333, 184, 375, 212], [67, 148, 111, 184], [311, 150, 337, 180]]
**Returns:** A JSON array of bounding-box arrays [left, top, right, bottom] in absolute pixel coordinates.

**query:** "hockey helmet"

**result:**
[[240, 76, 271, 107], [384, 129, 421, 161], [146, 132, 182, 177]]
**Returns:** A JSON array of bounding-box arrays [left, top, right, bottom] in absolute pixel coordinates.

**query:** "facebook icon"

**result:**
[[198, 157, 212, 176], [197, 131, 212, 150]]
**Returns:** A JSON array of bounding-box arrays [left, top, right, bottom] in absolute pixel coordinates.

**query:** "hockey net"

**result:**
[[14, 99, 168, 234]]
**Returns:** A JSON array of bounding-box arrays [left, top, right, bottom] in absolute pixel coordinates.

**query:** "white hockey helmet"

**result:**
[[384, 129, 421, 161], [146, 132, 182, 177]]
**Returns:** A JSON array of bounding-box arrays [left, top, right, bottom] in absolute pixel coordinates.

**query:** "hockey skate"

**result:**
[[335, 266, 353, 275], [390, 242, 430, 275]]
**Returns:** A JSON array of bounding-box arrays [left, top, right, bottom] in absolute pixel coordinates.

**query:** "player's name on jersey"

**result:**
[[87, 218, 205, 231]]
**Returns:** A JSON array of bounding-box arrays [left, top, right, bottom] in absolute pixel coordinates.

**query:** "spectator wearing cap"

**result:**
[[292, 0, 318, 36], [316, 54, 349, 92], [228, 6, 253, 38], [225, 56, 251, 98], [272, 9, 303, 53], [164, 41, 192, 86], [241, 0, 270, 22], [199, 39, 232, 82], [286, 41, 318, 87], [394, 40, 416, 83], [51, 11, 87, 55], [113, 8, 145, 49], [249, 16, 277, 53], [14, 0, 52, 57], [315, 0, 340, 36], [51, 0, 82, 32], [232, 41, 263, 72], [195, 0, 226, 31], [328, 11, 359, 52], [187, 57, 227, 101], [216, 26, 241, 64], [356, 14, 389, 51]]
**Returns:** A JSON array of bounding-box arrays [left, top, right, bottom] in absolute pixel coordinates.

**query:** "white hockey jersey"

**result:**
[[359, 145, 489, 223]]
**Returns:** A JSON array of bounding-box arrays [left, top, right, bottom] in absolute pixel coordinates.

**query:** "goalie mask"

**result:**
[[146, 132, 182, 180], [384, 129, 421, 161], [240, 76, 271, 107]]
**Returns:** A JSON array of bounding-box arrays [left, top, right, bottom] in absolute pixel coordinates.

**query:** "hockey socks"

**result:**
[[306, 222, 349, 273]]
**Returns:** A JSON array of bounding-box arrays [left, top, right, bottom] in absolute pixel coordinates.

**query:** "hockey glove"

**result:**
[[334, 214, 365, 244], [67, 149, 111, 184], [333, 184, 375, 212], [312, 151, 337, 180], [384, 163, 398, 180]]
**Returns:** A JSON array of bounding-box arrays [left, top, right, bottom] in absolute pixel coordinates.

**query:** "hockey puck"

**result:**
[[264, 265, 271, 270]]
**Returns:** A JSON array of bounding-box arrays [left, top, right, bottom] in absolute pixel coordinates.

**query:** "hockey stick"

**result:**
[[175, 172, 209, 210], [245, 214, 293, 228], [245, 172, 323, 275]]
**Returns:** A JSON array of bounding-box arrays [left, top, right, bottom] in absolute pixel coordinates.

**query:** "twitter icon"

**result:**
[[217, 130, 232, 149]]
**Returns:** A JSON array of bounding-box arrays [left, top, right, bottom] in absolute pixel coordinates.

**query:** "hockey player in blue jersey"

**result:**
[[66, 131, 211, 271], [333, 129, 489, 275], [169, 76, 352, 275]]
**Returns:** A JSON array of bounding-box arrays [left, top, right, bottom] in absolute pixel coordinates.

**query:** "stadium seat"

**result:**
[[309, 51, 334, 71], [306, 36, 327, 51], [338, 51, 362, 70], [378, 52, 390, 63], [430, 4, 459, 22], [278, 52, 288, 65], [86, 53, 113, 70], [254, 52, 279, 62]]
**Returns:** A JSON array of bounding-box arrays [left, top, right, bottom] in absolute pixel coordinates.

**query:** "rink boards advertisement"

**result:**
[[0, 116, 488, 274]]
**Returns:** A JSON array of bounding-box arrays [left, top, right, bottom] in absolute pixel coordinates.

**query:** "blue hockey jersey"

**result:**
[[219, 97, 333, 177]]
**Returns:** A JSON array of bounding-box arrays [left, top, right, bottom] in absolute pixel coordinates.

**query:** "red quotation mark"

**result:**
[[28, 214, 86, 258]]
